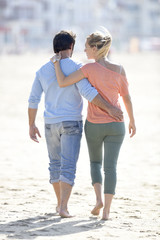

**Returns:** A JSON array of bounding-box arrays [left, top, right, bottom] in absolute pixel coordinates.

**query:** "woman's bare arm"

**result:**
[[122, 94, 136, 137], [51, 58, 85, 87], [50, 56, 123, 121]]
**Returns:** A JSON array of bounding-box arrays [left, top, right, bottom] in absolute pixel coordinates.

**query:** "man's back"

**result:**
[[28, 58, 98, 124]]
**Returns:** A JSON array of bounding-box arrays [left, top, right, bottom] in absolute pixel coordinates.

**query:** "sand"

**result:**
[[0, 52, 160, 240]]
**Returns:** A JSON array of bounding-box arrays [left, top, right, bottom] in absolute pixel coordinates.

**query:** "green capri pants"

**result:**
[[84, 120, 125, 195]]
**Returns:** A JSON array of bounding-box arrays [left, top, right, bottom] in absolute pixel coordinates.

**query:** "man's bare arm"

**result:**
[[51, 55, 123, 120], [28, 108, 41, 143], [91, 94, 123, 121]]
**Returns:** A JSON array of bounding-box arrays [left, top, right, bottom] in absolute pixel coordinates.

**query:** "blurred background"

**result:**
[[0, 0, 160, 54], [0, 2, 160, 238]]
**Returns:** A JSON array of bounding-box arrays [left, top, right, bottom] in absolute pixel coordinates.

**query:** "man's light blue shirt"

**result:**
[[28, 58, 98, 124]]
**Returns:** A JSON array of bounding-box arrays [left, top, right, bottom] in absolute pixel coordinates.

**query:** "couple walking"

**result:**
[[28, 28, 136, 220]]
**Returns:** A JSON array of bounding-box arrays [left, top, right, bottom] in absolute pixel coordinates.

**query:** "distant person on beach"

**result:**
[[51, 28, 136, 220], [28, 30, 123, 218]]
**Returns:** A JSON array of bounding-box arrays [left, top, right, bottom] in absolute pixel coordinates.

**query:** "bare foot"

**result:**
[[59, 209, 73, 218], [102, 208, 110, 220], [91, 202, 103, 215]]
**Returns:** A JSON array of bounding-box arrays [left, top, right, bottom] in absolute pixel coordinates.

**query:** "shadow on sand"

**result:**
[[0, 213, 104, 239]]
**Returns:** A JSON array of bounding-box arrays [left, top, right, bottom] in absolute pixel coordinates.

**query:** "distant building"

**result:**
[[0, 0, 160, 53]]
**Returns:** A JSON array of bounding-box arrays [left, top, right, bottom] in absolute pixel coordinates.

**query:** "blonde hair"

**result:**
[[87, 28, 112, 60]]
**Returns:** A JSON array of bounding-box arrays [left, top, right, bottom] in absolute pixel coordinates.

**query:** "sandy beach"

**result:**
[[0, 51, 160, 240]]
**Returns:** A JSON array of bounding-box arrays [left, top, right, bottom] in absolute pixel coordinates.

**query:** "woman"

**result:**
[[51, 29, 136, 220]]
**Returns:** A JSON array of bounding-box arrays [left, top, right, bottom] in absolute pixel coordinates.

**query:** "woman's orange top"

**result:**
[[81, 62, 129, 123]]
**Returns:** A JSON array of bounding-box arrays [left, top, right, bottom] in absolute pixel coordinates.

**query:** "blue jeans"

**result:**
[[45, 121, 83, 186]]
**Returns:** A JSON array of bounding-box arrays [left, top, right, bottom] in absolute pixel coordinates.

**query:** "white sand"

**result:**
[[0, 52, 160, 240]]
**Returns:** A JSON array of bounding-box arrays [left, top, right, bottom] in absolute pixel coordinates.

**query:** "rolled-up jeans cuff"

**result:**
[[49, 179, 59, 184], [60, 175, 74, 186]]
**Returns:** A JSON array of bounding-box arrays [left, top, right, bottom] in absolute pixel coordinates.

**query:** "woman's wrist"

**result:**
[[129, 118, 135, 124]]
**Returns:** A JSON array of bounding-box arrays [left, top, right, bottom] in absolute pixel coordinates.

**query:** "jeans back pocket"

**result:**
[[62, 121, 83, 135]]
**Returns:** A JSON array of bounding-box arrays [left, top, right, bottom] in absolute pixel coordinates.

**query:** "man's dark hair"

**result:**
[[53, 30, 76, 53]]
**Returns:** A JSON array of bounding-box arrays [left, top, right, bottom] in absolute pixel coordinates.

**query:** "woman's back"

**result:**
[[100, 60, 124, 74], [81, 61, 129, 123]]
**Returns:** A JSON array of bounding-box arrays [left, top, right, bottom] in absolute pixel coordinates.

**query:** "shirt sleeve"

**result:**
[[76, 78, 98, 102], [75, 64, 98, 102], [119, 75, 129, 96], [28, 72, 43, 108]]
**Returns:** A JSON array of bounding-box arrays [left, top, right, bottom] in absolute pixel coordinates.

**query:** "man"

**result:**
[[28, 30, 122, 218]]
